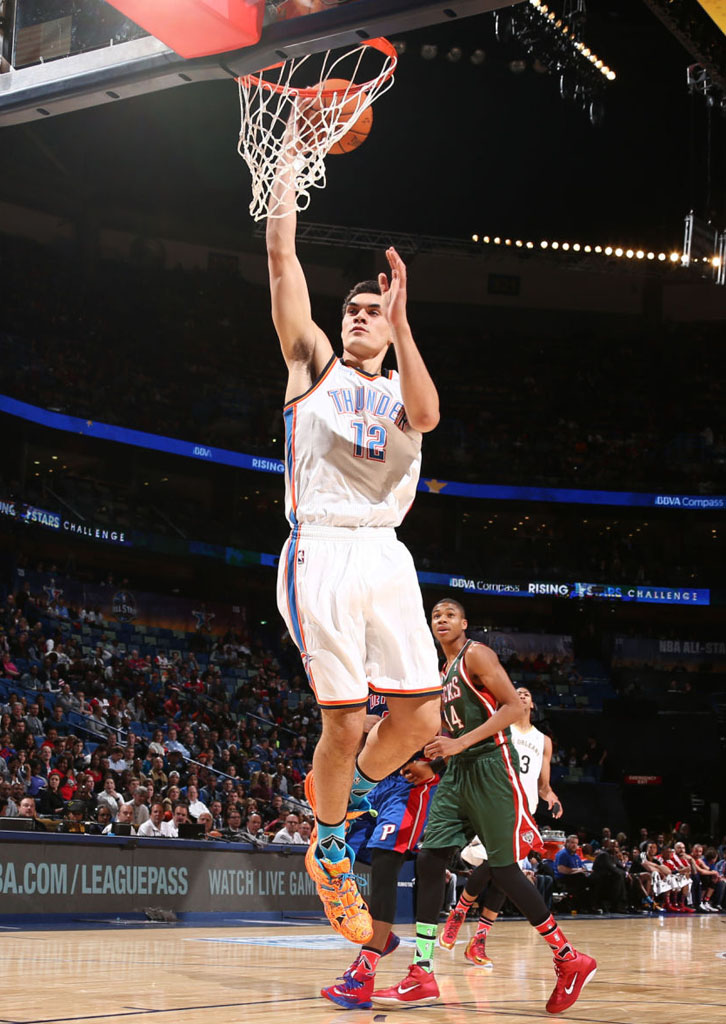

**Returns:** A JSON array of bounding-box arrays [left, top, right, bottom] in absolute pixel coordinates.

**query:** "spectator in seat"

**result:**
[[662, 845, 694, 912], [17, 795, 47, 830], [298, 819, 312, 845], [689, 843, 723, 912], [130, 785, 150, 828], [641, 842, 677, 913], [272, 812, 303, 845], [197, 811, 222, 839], [581, 737, 607, 781], [554, 834, 591, 910], [591, 840, 628, 913], [625, 847, 655, 910], [57, 800, 87, 834], [24, 703, 45, 737], [149, 756, 168, 790], [186, 784, 209, 822], [87, 804, 113, 834], [36, 771, 65, 817], [103, 802, 136, 835], [161, 802, 189, 838], [96, 775, 123, 817], [222, 807, 246, 841], [242, 811, 267, 844], [137, 801, 165, 838]]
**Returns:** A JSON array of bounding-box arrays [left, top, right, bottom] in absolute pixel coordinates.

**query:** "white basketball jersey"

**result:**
[[282, 356, 422, 528], [511, 723, 545, 814]]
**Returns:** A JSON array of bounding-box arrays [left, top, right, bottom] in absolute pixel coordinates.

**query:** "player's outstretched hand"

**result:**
[[378, 246, 408, 331]]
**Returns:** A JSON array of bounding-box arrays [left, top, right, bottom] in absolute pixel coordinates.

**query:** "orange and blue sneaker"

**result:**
[[439, 906, 467, 949], [304, 841, 373, 944], [371, 964, 440, 1007], [546, 950, 597, 1014], [465, 933, 493, 969], [321, 952, 376, 1009]]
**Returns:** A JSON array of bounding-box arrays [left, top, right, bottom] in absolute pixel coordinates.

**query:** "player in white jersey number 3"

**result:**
[[266, 143, 442, 945]]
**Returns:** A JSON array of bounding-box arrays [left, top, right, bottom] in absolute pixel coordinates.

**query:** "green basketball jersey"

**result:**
[[441, 639, 511, 758]]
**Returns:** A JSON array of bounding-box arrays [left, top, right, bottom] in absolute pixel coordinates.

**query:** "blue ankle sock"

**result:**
[[350, 761, 378, 810], [316, 820, 347, 864]]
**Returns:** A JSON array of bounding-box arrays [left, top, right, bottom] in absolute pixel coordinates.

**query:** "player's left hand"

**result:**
[[547, 793, 563, 819], [424, 735, 466, 759], [378, 246, 408, 331]]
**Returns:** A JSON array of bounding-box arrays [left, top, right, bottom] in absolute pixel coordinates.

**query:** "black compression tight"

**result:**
[[464, 862, 507, 914], [368, 848, 405, 923], [415, 846, 456, 924]]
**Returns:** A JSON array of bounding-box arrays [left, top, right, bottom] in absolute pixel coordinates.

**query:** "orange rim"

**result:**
[[237, 37, 397, 97]]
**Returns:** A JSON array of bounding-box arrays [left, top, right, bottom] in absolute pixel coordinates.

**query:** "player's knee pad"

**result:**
[[369, 849, 405, 923]]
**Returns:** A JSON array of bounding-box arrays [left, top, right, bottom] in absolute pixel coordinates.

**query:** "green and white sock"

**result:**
[[413, 921, 437, 973]]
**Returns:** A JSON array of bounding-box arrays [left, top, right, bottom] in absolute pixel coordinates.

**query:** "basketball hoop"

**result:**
[[237, 38, 397, 221]]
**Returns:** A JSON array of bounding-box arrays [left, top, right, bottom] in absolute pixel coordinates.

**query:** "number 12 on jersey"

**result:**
[[352, 421, 387, 462]]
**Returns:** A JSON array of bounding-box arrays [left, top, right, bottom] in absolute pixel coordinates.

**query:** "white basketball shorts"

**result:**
[[277, 524, 441, 708]]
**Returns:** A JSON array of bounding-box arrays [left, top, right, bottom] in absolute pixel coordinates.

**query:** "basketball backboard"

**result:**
[[0, 0, 517, 126]]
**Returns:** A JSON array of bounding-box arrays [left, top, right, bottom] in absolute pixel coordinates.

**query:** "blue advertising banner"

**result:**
[[418, 572, 710, 606], [2, 394, 724, 511]]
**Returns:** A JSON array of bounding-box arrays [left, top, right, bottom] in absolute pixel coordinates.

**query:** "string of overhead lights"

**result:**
[[469, 233, 722, 267], [528, 0, 616, 82]]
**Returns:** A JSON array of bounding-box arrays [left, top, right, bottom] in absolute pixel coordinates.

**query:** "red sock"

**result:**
[[534, 915, 576, 961], [455, 892, 477, 914], [356, 948, 382, 976], [475, 917, 494, 940]]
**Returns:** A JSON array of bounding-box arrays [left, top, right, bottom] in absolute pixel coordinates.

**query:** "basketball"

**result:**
[[302, 77, 373, 155]]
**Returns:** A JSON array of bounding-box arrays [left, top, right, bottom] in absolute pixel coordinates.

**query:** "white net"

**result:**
[[237, 39, 397, 221]]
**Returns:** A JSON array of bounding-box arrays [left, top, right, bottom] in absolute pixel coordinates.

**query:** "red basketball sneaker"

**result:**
[[321, 953, 375, 1009], [372, 964, 440, 1007], [438, 906, 467, 949], [464, 934, 493, 969], [546, 951, 597, 1014]]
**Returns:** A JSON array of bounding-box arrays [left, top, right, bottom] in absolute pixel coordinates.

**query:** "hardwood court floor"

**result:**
[[2, 916, 726, 1024]]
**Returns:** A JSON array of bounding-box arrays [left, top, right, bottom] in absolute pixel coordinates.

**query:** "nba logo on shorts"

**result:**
[[297, 548, 305, 565]]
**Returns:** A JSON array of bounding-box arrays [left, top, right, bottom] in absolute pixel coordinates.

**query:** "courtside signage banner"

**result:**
[[2, 394, 724, 510], [418, 572, 710, 605], [0, 836, 369, 917]]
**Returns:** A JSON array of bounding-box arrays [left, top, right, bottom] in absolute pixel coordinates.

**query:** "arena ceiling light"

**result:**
[[528, 1, 617, 81], [469, 233, 703, 267]]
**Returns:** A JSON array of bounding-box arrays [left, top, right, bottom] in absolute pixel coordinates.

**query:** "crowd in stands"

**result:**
[[2, 235, 725, 497], [0, 574, 321, 844], [2, 566, 725, 920], [546, 825, 726, 916]]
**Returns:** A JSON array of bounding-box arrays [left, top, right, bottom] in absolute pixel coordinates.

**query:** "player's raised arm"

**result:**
[[379, 247, 439, 433], [265, 111, 333, 380]]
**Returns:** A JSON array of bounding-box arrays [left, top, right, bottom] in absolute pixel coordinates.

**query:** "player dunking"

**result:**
[[440, 684, 563, 965], [266, 139, 442, 944], [372, 599, 596, 1015]]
